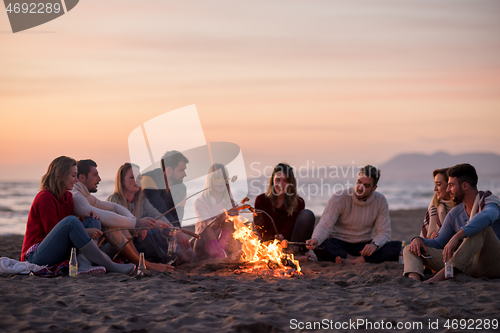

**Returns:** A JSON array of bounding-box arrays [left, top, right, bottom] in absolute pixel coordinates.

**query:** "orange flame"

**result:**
[[228, 213, 301, 276]]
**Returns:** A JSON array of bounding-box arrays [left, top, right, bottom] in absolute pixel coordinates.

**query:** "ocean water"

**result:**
[[1, 177, 499, 236]]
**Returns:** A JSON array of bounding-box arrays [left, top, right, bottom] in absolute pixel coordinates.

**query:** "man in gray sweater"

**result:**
[[306, 165, 401, 263]]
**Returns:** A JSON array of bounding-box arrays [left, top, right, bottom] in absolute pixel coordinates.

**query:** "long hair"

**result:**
[[265, 163, 298, 216], [432, 167, 455, 208], [40, 156, 77, 199], [200, 163, 232, 209], [112, 163, 143, 217]]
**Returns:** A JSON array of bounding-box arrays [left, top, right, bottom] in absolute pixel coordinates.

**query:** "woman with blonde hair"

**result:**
[[254, 163, 315, 251], [107, 163, 191, 266], [21, 156, 135, 274], [107, 163, 146, 220], [405, 167, 457, 281], [420, 167, 455, 239], [193, 163, 239, 259]]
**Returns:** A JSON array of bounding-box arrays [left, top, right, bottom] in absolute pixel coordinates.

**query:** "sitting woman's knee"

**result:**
[[297, 209, 315, 223], [60, 215, 82, 227], [81, 216, 101, 229], [59, 216, 87, 233]]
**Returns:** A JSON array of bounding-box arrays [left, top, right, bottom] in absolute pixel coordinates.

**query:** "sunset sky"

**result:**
[[1, 0, 500, 180]]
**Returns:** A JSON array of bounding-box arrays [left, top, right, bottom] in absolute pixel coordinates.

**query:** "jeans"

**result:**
[[289, 209, 315, 252], [81, 216, 101, 230], [315, 237, 402, 263], [133, 229, 174, 264], [26, 216, 92, 266]]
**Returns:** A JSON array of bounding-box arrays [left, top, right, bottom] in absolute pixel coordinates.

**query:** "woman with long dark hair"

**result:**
[[254, 163, 315, 251]]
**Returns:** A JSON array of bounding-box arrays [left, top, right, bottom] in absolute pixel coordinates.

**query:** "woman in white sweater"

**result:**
[[193, 164, 239, 260]]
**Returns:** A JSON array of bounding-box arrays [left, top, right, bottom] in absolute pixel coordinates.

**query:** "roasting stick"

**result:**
[[226, 175, 237, 209], [154, 176, 238, 221], [103, 212, 226, 234], [102, 227, 200, 239], [102, 227, 149, 234], [112, 176, 238, 259], [195, 187, 237, 235], [176, 228, 200, 239], [113, 230, 139, 260], [238, 203, 279, 237], [280, 239, 324, 250], [196, 174, 239, 237], [281, 240, 307, 246], [110, 227, 201, 260]]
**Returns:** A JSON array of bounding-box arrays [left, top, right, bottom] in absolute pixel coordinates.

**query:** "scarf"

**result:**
[[469, 191, 500, 220], [421, 200, 453, 239]]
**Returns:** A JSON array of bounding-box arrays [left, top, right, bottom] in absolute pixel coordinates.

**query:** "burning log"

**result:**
[[267, 260, 281, 270], [281, 257, 299, 271], [235, 266, 300, 277], [229, 214, 302, 276]]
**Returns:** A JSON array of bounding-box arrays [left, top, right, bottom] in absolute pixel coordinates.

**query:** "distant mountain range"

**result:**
[[380, 152, 500, 178]]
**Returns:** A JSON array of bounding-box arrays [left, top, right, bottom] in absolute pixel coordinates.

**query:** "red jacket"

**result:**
[[21, 190, 74, 261]]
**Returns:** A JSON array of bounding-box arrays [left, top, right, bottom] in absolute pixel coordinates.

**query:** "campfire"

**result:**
[[228, 214, 302, 277]]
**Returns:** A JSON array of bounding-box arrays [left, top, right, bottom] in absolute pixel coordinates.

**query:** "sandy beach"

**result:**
[[1, 209, 499, 333]]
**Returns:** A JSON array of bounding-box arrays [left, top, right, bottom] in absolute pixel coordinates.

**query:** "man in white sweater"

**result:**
[[306, 165, 401, 263], [73, 159, 172, 271]]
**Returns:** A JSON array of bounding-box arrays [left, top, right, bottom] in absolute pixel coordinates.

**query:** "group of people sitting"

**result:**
[[21, 151, 500, 282], [402, 164, 500, 282]]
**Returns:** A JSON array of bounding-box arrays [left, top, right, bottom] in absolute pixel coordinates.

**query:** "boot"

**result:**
[[79, 241, 135, 274], [77, 253, 106, 275], [205, 239, 226, 259]]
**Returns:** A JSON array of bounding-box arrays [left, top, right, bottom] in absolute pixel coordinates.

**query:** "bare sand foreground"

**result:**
[[1, 209, 499, 333]]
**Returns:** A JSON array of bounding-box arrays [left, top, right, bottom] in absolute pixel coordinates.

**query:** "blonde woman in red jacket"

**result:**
[[21, 156, 135, 274]]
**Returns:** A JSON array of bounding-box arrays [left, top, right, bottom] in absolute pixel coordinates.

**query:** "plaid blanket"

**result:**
[[31, 260, 69, 277], [471, 191, 496, 218], [420, 200, 453, 239]]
